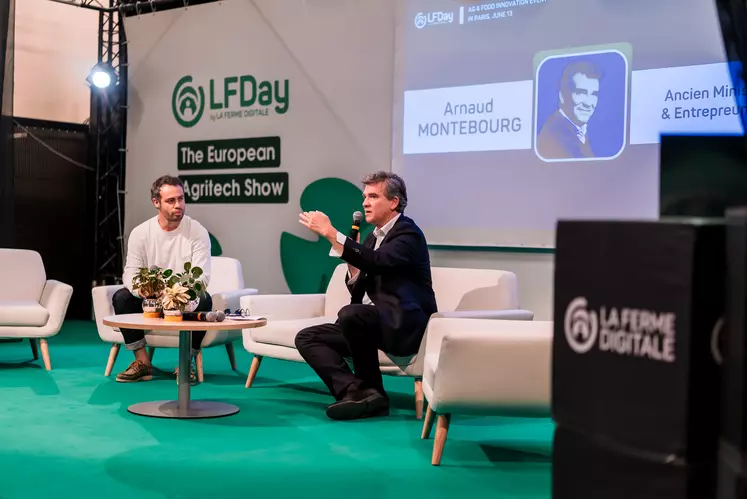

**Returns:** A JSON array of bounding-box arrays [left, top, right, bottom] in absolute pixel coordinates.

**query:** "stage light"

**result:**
[[91, 69, 111, 89], [88, 63, 116, 90]]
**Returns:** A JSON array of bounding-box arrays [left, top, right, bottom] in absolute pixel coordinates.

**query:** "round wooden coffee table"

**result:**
[[103, 313, 266, 419]]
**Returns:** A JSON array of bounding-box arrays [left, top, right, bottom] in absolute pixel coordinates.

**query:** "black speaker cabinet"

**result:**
[[719, 207, 747, 499], [553, 424, 716, 499], [553, 220, 725, 499]]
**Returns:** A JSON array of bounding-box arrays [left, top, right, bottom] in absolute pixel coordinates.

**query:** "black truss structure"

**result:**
[[90, 0, 127, 285], [48, 0, 220, 14]]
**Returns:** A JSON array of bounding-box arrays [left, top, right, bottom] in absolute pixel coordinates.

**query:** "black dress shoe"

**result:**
[[326, 387, 389, 420]]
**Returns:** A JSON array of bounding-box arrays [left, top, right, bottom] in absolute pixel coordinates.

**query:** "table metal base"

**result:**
[[126, 330, 239, 420], [128, 400, 239, 419]]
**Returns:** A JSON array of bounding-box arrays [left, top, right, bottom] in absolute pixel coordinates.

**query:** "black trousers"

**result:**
[[295, 304, 386, 400], [111, 287, 213, 353]]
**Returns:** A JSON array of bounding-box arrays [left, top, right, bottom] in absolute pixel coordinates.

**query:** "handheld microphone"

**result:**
[[349, 211, 363, 241], [182, 311, 219, 322]]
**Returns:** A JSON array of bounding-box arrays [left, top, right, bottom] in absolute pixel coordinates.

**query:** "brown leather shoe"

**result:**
[[115, 360, 153, 382]]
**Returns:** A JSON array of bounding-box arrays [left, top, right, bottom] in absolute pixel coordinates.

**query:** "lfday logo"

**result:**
[[172, 73, 290, 126], [564, 297, 598, 354], [172, 76, 205, 128], [414, 12, 427, 29], [414, 11, 454, 29]]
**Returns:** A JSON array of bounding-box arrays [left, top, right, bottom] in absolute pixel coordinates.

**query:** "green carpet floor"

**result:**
[[0, 321, 553, 499]]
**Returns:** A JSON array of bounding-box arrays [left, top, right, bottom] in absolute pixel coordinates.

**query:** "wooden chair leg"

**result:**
[[147, 347, 156, 362], [39, 339, 51, 371], [422, 405, 436, 439], [432, 414, 451, 466], [414, 379, 424, 419], [105, 344, 121, 376], [196, 350, 204, 382], [225, 343, 237, 371], [29, 339, 39, 360], [246, 355, 263, 388]]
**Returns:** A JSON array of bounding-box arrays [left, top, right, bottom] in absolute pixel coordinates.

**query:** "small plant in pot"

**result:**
[[132, 266, 168, 318], [160, 262, 206, 322]]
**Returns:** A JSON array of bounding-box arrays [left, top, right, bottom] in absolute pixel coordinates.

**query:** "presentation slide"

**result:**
[[392, 0, 745, 247]]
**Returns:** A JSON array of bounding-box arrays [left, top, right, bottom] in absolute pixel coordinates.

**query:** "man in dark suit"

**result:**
[[296, 171, 437, 420]]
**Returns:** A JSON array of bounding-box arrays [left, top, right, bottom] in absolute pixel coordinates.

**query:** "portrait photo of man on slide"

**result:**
[[534, 50, 629, 162], [536, 61, 601, 159]]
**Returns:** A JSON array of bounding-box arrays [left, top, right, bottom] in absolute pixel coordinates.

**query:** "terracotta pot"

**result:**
[[163, 309, 182, 322]]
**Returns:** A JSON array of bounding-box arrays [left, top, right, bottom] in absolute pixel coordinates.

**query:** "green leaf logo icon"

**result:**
[[280, 178, 372, 293]]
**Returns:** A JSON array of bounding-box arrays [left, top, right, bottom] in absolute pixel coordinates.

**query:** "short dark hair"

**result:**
[[151, 175, 184, 201], [559, 61, 603, 95], [362, 170, 408, 213]]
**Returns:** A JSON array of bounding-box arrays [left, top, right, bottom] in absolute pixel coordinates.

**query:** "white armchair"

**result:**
[[419, 318, 553, 465], [241, 264, 534, 418], [0, 249, 73, 370], [91, 256, 258, 380]]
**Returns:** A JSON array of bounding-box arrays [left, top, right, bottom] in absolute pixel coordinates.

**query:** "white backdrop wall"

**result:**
[[14, 0, 97, 123], [123, 0, 396, 296]]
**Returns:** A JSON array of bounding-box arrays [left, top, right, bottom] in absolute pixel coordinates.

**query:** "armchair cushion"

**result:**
[[378, 351, 418, 371], [423, 318, 552, 415], [423, 353, 439, 387], [0, 301, 50, 327], [243, 265, 532, 379], [323, 265, 353, 316], [243, 294, 326, 321], [211, 288, 259, 313], [208, 256, 245, 294], [0, 249, 47, 302], [432, 267, 519, 311], [250, 316, 336, 347], [432, 309, 534, 320]]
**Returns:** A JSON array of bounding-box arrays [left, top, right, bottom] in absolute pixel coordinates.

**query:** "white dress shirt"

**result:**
[[331, 213, 401, 305], [559, 108, 588, 144]]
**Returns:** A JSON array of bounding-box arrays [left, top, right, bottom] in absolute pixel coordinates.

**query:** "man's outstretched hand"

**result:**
[[299, 210, 335, 240]]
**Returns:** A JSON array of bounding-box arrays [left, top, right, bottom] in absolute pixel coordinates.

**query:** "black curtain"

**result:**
[[13, 119, 93, 319], [0, 0, 13, 248]]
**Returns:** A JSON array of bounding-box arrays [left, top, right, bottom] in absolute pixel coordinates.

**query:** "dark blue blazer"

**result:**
[[537, 109, 594, 159], [340, 215, 437, 356]]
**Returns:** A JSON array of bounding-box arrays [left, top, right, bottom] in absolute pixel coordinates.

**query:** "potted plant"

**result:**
[[132, 266, 167, 318], [160, 262, 207, 322]]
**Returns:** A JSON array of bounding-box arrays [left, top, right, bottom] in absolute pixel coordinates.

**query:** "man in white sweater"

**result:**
[[112, 175, 212, 384]]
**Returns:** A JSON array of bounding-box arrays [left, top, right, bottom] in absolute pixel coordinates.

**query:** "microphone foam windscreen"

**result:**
[[215, 310, 226, 322]]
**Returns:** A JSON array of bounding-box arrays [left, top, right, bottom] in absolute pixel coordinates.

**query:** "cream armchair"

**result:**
[[92, 256, 258, 380], [420, 318, 553, 465], [0, 249, 73, 370], [241, 264, 533, 418]]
